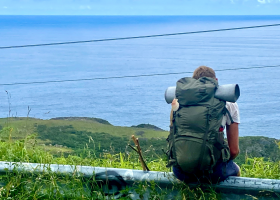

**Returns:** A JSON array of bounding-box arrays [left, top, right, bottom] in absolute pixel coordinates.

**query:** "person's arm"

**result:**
[[226, 123, 239, 160]]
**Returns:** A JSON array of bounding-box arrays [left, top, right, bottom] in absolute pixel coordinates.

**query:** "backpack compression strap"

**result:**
[[198, 106, 211, 171]]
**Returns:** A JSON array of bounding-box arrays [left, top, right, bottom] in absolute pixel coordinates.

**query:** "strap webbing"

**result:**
[[225, 107, 234, 124], [171, 112, 177, 162]]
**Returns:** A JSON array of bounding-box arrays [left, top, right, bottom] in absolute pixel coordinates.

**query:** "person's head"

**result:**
[[192, 66, 216, 80]]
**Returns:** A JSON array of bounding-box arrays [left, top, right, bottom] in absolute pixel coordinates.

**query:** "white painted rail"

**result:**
[[0, 161, 279, 199]]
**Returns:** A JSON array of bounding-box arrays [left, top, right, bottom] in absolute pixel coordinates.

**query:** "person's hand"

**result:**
[[171, 98, 177, 105], [171, 99, 179, 111]]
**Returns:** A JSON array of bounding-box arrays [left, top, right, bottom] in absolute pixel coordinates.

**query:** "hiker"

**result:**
[[167, 66, 240, 183]]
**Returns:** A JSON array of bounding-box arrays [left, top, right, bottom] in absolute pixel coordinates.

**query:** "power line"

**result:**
[[215, 65, 280, 71], [1, 65, 279, 86], [1, 23, 280, 50]]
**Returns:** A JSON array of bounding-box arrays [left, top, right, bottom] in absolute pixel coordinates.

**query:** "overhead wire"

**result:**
[[1, 65, 279, 86], [1, 23, 280, 49], [1, 23, 280, 86]]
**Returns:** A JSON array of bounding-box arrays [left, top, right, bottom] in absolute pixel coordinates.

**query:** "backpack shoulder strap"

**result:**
[[224, 106, 234, 124]]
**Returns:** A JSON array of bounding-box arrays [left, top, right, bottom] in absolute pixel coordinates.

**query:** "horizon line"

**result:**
[[1, 14, 280, 16]]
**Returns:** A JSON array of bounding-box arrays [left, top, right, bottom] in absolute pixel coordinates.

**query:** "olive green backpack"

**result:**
[[166, 77, 232, 174]]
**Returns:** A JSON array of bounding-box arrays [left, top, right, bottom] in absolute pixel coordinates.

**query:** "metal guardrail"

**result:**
[[0, 161, 279, 199]]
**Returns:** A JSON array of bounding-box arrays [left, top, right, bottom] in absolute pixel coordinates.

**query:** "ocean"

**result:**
[[0, 15, 280, 138]]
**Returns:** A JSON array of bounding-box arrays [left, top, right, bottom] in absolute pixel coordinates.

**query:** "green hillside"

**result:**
[[0, 117, 167, 139], [0, 117, 280, 165], [0, 117, 168, 159]]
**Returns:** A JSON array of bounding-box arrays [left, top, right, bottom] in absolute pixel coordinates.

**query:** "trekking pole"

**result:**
[[130, 135, 150, 171]]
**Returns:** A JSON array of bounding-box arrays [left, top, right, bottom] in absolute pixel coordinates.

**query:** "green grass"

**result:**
[[0, 131, 279, 199], [1, 118, 280, 199], [0, 126, 173, 199]]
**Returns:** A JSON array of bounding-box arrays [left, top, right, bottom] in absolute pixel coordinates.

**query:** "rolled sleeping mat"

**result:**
[[165, 84, 240, 104], [215, 84, 240, 103], [165, 86, 177, 104]]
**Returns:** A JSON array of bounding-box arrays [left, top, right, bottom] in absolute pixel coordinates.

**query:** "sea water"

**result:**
[[0, 15, 280, 138]]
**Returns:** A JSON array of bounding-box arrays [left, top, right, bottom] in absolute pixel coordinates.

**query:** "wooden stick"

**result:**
[[131, 135, 150, 171], [131, 135, 146, 170], [128, 144, 138, 153], [136, 138, 150, 171]]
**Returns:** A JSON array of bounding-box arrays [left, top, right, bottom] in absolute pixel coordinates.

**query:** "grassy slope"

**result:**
[[0, 117, 168, 158], [0, 117, 168, 139], [1, 117, 280, 165]]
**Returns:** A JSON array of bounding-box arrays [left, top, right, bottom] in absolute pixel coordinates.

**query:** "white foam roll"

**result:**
[[215, 84, 240, 103], [164, 84, 240, 104], [164, 86, 176, 104]]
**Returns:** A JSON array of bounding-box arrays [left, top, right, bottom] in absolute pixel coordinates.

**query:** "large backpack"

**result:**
[[166, 77, 231, 174]]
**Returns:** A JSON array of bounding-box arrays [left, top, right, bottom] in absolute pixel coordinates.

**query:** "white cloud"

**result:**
[[3, 6, 8, 9], [228, 0, 280, 3], [79, 5, 91, 9], [227, 0, 279, 4], [256, 0, 280, 3]]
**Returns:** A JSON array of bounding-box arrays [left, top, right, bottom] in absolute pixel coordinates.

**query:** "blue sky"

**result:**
[[0, 0, 280, 15]]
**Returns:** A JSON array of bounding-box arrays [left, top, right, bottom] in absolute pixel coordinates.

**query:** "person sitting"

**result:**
[[167, 66, 240, 183]]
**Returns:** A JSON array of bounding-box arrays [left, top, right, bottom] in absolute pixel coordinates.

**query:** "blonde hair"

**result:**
[[192, 66, 216, 80]]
